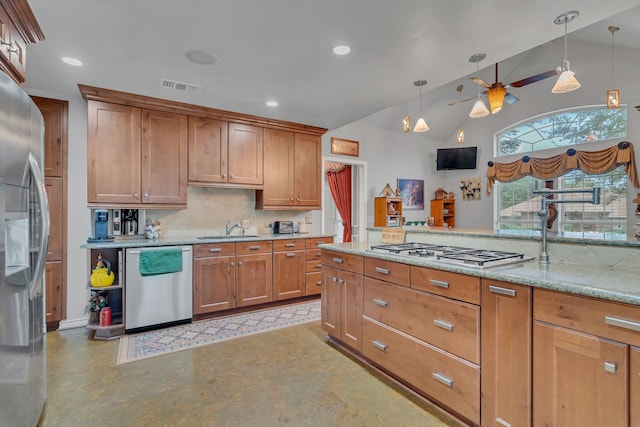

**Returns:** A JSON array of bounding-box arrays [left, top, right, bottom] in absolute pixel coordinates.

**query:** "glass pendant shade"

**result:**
[[402, 115, 411, 132], [456, 129, 465, 143], [487, 85, 507, 114], [552, 62, 581, 93], [469, 99, 490, 118], [413, 117, 429, 132]]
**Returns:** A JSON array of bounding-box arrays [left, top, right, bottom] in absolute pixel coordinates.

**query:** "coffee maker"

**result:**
[[93, 209, 111, 240], [121, 209, 138, 236]]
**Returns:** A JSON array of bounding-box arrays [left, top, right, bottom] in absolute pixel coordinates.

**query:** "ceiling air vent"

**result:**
[[161, 78, 201, 93]]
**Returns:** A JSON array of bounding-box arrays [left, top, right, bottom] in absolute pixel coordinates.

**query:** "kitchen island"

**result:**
[[320, 233, 640, 427]]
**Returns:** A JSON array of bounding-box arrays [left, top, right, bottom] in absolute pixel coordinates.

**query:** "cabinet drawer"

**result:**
[[363, 317, 480, 424], [194, 242, 235, 258], [534, 289, 640, 346], [273, 239, 304, 252], [364, 277, 479, 363], [306, 248, 323, 261], [306, 259, 323, 273], [306, 237, 333, 249], [236, 240, 272, 255], [410, 266, 480, 304], [305, 271, 322, 296], [321, 250, 363, 274], [364, 258, 410, 287]]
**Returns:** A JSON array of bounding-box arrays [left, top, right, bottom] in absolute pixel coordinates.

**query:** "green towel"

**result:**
[[139, 248, 183, 276]]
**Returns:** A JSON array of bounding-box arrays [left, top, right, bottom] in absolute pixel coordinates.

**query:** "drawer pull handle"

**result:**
[[332, 257, 343, 264], [316, 253, 322, 257], [249, 245, 261, 250], [373, 298, 388, 308], [432, 372, 453, 388], [209, 248, 222, 253], [604, 361, 617, 374], [316, 281, 322, 286], [286, 253, 296, 257], [489, 285, 516, 297], [433, 319, 454, 331], [285, 243, 296, 247], [375, 267, 390, 275], [604, 316, 640, 332], [372, 340, 387, 351], [316, 264, 322, 268], [429, 279, 449, 289]]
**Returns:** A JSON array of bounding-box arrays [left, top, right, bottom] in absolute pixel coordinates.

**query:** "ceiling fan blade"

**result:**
[[469, 76, 492, 89], [508, 69, 559, 88], [448, 96, 478, 106], [504, 92, 519, 104]]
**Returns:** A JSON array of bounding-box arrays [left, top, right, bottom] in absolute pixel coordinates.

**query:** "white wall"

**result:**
[[324, 38, 640, 233]]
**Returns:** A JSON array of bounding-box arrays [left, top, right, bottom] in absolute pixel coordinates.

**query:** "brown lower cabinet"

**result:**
[[44, 261, 62, 323], [481, 280, 532, 427], [193, 243, 236, 314], [236, 241, 273, 307], [273, 239, 305, 301], [632, 346, 640, 427]]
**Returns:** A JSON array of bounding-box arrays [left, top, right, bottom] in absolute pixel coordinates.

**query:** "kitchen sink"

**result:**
[[197, 235, 259, 240]]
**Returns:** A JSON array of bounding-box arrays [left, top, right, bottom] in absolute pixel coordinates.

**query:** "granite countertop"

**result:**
[[83, 233, 333, 249], [321, 242, 640, 307]]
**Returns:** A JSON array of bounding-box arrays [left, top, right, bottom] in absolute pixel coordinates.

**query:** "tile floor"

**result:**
[[39, 321, 460, 426]]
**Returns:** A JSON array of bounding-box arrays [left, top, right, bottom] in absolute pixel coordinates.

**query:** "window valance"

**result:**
[[486, 141, 639, 195], [325, 161, 348, 173]]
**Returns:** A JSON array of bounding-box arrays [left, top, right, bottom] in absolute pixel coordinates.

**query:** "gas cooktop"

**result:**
[[368, 242, 534, 268]]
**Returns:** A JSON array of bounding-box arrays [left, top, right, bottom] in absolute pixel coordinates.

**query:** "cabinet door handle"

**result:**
[[289, 198, 294, 201], [286, 253, 296, 257], [237, 261, 242, 266], [432, 372, 453, 388], [489, 285, 516, 297], [371, 340, 387, 351], [316, 263, 322, 268], [230, 262, 234, 266], [433, 319, 454, 331], [316, 253, 322, 257], [604, 316, 640, 332], [429, 279, 449, 289], [209, 248, 222, 253], [332, 257, 343, 264], [373, 298, 388, 308], [603, 361, 617, 374], [338, 279, 344, 285], [133, 193, 139, 197], [332, 277, 338, 282], [285, 243, 296, 247], [375, 267, 390, 275], [144, 193, 149, 198], [249, 245, 261, 250], [316, 281, 322, 286]]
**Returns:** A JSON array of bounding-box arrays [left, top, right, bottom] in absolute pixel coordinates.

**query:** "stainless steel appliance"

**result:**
[[0, 70, 50, 426], [125, 246, 193, 332], [369, 242, 533, 268], [121, 209, 138, 236], [273, 220, 294, 234]]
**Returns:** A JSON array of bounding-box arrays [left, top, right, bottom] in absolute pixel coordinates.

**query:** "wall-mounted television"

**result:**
[[436, 146, 478, 171]]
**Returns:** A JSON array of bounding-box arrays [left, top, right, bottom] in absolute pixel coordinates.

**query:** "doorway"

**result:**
[[322, 157, 367, 243]]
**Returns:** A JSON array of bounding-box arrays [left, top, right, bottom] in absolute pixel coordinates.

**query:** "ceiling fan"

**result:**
[[449, 63, 559, 113]]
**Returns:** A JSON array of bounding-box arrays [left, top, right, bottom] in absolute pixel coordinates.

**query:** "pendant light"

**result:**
[[456, 85, 464, 143], [607, 25, 620, 109], [413, 80, 430, 133], [402, 100, 411, 132], [552, 11, 581, 94], [468, 53, 490, 118]]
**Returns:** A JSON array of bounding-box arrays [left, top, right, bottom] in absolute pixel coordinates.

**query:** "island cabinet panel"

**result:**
[[321, 251, 364, 352], [364, 276, 479, 364], [321, 251, 363, 274], [632, 346, 640, 427], [533, 321, 628, 427], [410, 266, 480, 305], [363, 257, 410, 287], [481, 280, 532, 427], [362, 317, 480, 424]]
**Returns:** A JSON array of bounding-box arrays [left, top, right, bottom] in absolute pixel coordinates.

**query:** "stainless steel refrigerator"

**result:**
[[0, 70, 50, 426]]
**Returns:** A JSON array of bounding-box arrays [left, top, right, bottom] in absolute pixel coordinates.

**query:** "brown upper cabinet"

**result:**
[[0, 0, 44, 85], [256, 129, 322, 210], [188, 118, 263, 188], [87, 100, 187, 208]]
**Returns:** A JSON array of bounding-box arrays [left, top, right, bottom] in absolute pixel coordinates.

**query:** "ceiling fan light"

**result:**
[[552, 69, 581, 93], [469, 99, 490, 118], [413, 117, 430, 132], [487, 86, 507, 114]]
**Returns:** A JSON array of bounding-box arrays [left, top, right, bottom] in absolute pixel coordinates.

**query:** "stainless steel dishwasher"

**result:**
[[125, 246, 193, 332]]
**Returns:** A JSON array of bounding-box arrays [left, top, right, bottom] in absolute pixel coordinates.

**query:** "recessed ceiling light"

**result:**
[[185, 49, 218, 65], [266, 101, 278, 107], [62, 57, 82, 66], [332, 45, 351, 55]]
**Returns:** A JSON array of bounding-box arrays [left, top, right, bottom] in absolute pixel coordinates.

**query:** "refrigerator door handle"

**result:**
[[28, 153, 50, 299]]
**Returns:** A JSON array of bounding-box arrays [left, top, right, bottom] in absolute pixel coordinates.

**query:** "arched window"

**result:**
[[495, 106, 628, 240]]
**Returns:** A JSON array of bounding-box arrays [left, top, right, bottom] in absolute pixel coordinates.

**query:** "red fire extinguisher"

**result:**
[[100, 307, 112, 326]]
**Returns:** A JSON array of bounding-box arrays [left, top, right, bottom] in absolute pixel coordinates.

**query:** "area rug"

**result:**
[[117, 300, 320, 365]]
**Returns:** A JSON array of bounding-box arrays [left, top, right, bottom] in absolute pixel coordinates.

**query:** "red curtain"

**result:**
[[326, 165, 352, 242]]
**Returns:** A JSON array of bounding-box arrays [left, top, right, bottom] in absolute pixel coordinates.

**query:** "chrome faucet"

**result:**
[[225, 220, 242, 236], [532, 187, 601, 265]]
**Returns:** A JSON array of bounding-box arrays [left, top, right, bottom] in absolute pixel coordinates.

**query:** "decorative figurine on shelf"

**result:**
[[434, 187, 447, 199], [144, 218, 162, 239], [85, 290, 108, 324], [380, 183, 395, 197]]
